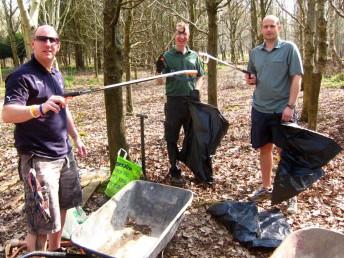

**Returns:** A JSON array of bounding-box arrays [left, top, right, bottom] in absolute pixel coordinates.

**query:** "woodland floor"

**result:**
[[0, 67, 343, 258]]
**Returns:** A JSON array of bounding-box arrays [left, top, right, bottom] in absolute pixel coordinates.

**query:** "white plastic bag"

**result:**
[[62, 206, 87, 239]]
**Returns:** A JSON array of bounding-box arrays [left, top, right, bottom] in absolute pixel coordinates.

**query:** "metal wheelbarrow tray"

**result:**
[[71, 180, 193, 258], [270, 227, 344, 258]]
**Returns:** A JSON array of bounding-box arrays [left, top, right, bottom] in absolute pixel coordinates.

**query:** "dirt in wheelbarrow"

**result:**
[[99, 220, 154, 258], [1, 68, 344, 258], [126, 216, 152, 236]]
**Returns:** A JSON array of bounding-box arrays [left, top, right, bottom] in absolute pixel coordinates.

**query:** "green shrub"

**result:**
[[64, 74, 75, 88], [323, 73, 344, 88]]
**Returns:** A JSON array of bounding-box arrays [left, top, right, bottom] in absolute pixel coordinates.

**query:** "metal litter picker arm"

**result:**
[[198, 52, 251, 76], [63, 70, 198, 97]]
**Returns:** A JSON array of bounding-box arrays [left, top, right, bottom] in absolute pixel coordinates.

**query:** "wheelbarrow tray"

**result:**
[[270, 227, 344, 258], [71, 180, 193, 258]]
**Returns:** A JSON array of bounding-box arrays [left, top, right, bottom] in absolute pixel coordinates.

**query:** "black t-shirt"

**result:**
[[4, 56, 71, 158]]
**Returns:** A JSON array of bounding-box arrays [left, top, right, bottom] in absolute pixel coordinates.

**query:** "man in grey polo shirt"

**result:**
[[245, 15, 303, 213]]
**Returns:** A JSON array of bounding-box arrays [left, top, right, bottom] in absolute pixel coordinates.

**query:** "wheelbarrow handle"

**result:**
[[20, 251, 87, 258]]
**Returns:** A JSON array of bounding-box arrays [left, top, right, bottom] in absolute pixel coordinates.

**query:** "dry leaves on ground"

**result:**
[[0, 67, 343, 258]]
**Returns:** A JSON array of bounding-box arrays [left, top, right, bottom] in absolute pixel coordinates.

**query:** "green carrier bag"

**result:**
[[105, 149, 142, 197]]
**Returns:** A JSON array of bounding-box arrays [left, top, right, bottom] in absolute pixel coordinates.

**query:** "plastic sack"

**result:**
[[62, 206, 87, 239], [105, 149, 142, 197], [271, 123, 342, 204], [271, 151, 324, 205], [272, 123, 342, 169], [179, 102, 229, 183], [207, 201, 291, 249]]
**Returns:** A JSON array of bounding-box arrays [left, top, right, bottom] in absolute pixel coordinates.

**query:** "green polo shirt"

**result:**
[[247, 39, 303, 113], [162, 47, 204, 96]]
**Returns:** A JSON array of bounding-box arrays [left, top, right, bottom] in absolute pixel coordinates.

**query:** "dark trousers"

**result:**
[[164, 96, 190, 175]]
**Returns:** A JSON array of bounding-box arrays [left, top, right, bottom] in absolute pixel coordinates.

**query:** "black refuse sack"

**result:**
[[179, 101, 229, 183], [271, 123, 342, 204], [272, 123, 342, 169], [208, 201, 291, 249], [271, 151, 325, 204]]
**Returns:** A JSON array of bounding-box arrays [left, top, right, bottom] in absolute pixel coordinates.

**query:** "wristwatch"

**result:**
[[287, 104, 295, 110]]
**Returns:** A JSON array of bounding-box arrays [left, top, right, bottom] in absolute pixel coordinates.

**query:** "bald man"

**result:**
[[2, 25, 86, 251], [245, 15, 303, 213]]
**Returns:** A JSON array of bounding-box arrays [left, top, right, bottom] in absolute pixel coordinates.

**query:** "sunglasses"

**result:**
[[35, 36, 60, 44]]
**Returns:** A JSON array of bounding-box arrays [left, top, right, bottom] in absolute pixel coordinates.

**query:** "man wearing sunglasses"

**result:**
[[2, 25, 86, 252]]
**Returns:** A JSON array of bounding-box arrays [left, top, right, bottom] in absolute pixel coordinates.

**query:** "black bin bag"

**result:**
[[179, 101, 229, 183], [207, 201, 291, 249], [271, 123, 342, 204]]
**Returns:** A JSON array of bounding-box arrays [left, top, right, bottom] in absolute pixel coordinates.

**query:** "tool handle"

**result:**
[[240, 69, 252, 78], [63, 89, 92, 97]]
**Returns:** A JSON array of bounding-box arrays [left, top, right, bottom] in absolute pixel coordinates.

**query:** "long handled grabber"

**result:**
[[63, 70, 198, 97], [198, 52, 251, 77]]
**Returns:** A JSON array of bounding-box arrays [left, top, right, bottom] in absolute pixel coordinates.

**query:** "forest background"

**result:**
[[0, 0, 344, 257]]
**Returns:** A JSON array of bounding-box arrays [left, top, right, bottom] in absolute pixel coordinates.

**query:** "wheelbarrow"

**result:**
[[270, 227, 344, 258], [71, 180, 193, 258], [19, 180, 193, 258]]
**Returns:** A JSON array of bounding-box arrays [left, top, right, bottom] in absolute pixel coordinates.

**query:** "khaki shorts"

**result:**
[[19, 152, 82, 234]]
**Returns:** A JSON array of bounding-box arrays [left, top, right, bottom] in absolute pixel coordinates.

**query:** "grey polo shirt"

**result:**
[[247, 39, 303, 113]]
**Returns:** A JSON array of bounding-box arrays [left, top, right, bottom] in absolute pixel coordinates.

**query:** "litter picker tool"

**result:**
[[63, 70, 198, 97], [198, 52, 251, 77]]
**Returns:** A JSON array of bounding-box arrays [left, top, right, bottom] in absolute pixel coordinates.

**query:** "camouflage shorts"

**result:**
[[19, 152, 82, 235]]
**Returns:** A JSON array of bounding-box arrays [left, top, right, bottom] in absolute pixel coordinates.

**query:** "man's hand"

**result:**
[[156, 53, 166, 73], [41, 95, 66, 114], [73, 136, 87, 157], [282, 106, 294, 122], [245, 73, 256, 85], [190, 89, 200, 102]]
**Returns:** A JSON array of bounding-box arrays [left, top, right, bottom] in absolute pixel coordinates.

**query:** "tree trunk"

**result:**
[[301, 0, 316, 123], [230, 29, 236, 63], [2, 0, 20, 67], [75, 44, 85, 70], [296, 0, 305, 61], [329, 5, 342, 70], [103, 0, 128, 172], [308, 0, 327, 130], [250, 0, 258, 48], [94, 39, 99, 77], [206, 0, 218, 107], [17, 0, 41, 59], [124, 7, 133, 115], [308, 73, 321, 129], [188, 0, 196, 50]]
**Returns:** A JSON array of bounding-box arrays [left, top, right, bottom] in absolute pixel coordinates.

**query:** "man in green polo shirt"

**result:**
[[245, 15, 303, 213], [156, 22, 204, 186]]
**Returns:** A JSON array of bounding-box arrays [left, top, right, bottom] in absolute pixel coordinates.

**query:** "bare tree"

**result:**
[[206, 0, 230, 106], [249, 0, 273, 46], [40, 0, 74, 34], [224, 0, 246, 63], [329, 0, 344, 18], [123, 2, 134, 114], [329, 4, 343, 70], [301, 0, 328, 130], [17, 0, 41, 59], [103, 0, 128, 171], [2, 0, 20, 66]]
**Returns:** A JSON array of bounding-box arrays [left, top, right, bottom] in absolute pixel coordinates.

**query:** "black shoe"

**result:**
[[169, 166, 185, 186], [170, 175, 185, 186]]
